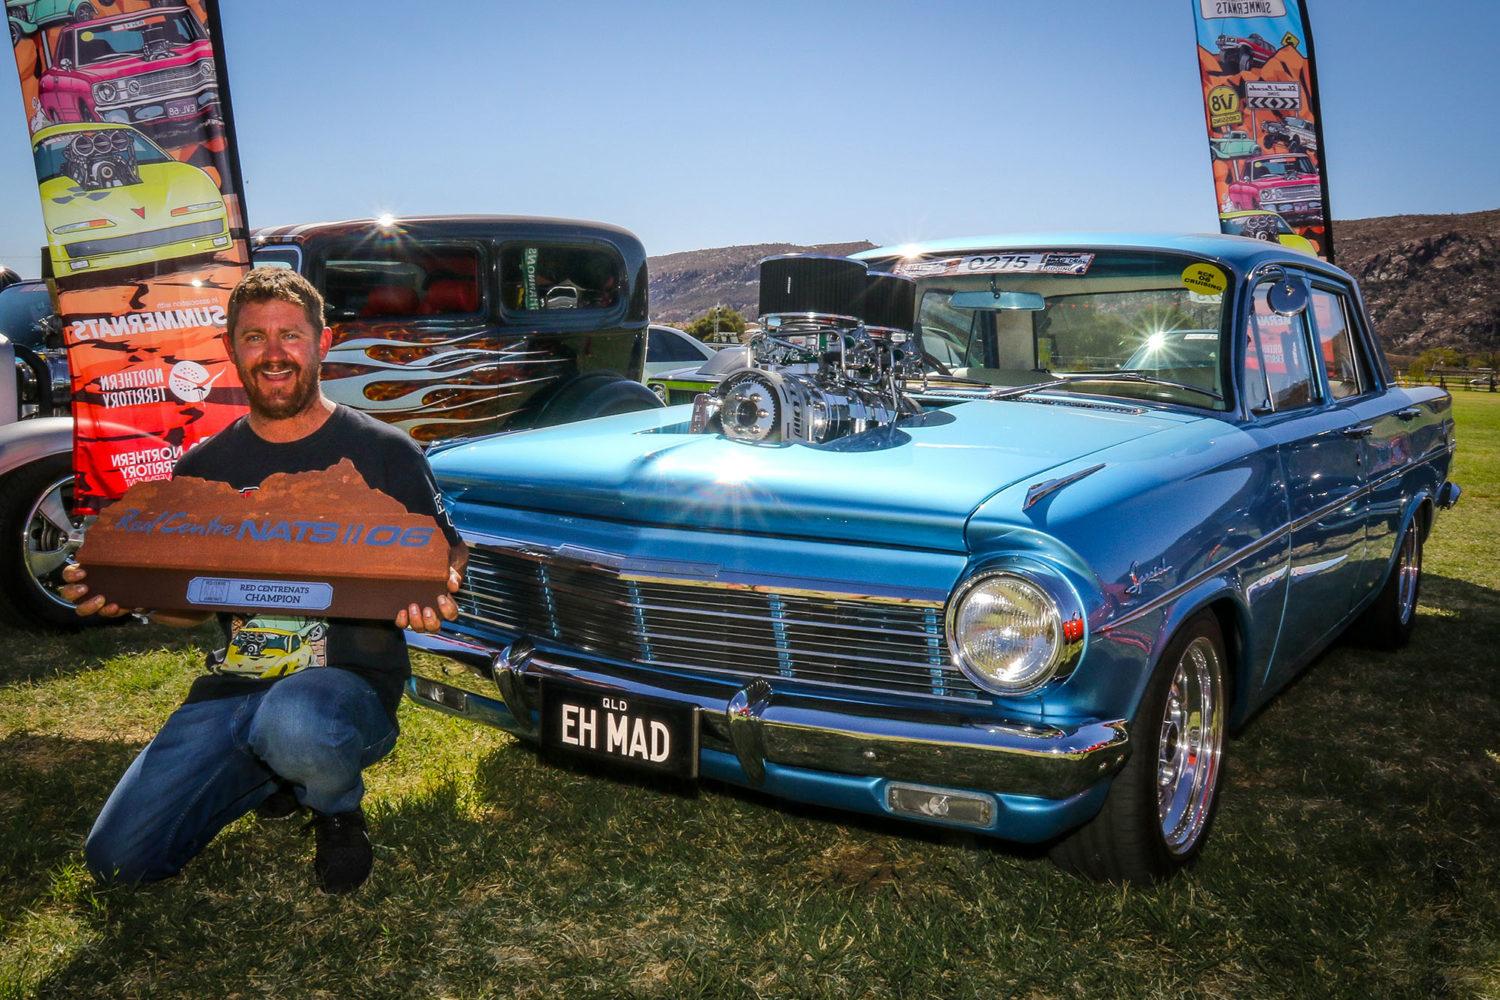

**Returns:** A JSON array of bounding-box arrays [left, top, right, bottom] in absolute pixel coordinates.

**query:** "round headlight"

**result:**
[[948, 573, 1065, 694], [94, 82, 117, 103]]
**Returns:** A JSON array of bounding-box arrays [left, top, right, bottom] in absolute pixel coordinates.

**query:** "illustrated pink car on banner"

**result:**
[[1224, 153, 1323, 225], [35, 5, 218, 134]]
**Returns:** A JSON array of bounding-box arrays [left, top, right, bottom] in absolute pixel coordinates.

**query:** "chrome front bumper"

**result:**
[[406, 631, 1129, 800]]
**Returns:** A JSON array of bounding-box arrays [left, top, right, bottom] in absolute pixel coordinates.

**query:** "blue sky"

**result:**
[[2, 0, 1496, 276]]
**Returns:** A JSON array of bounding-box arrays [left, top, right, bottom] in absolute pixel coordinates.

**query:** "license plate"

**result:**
[[167, 99, 196, 117], [539, 679, 699, 779]]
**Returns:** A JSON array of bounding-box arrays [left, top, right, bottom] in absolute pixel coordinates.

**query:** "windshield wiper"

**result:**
[[1007, 371, 1225, 403]]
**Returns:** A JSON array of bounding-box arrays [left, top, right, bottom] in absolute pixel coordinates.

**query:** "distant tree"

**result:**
[[686, 306, 747, 342]]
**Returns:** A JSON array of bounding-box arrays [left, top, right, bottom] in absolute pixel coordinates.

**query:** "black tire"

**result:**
[[530, 372, 663, 427], [1050, 611, 1229, 883], [1236, 50, 1253, 73], [0, 455, 100, 631], [1288, 136, 1304, 154], [1351, 515, 1423, 649], [10, 20, 20, 46], [72, 3, 96, 23]]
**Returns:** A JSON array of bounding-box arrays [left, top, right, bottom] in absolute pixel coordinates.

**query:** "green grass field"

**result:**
[[2, 395, 1497, 999]]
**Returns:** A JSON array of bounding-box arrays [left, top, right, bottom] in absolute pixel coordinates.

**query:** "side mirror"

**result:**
[[1267, 276, 1310, 315]]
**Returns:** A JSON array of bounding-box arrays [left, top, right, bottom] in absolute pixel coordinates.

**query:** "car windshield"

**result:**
[[0, 284, 53, 348], [1251, 156, 1316, 180], [71, 12, 204, 65], [32, 130, 173, 183], [899, 249, 1232, 409]]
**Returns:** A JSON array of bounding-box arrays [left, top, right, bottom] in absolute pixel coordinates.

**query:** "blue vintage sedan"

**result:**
[[406, 235, 1459, 882]]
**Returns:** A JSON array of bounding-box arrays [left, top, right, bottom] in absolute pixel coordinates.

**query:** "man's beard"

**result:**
[[237, 358, 321, 420]]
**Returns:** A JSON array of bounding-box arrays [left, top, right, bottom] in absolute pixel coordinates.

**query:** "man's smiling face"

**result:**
[[228, 298, 331, 421]]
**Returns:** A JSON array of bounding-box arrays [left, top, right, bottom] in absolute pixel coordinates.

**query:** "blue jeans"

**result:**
[[85, 667, 397, 886]]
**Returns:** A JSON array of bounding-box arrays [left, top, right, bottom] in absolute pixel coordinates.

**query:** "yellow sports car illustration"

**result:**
[[31, 122, 230, 276], [225, 617, 325, 679]]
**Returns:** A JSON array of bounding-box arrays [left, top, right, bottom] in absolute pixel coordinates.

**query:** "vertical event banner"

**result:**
[[1190, 0, 1334, 262], [8, 0, 249, 513]]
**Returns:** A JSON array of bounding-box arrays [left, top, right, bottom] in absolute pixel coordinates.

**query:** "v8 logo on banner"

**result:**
[[1189, 0, 1334, 262], [8, 0, 249, 513]]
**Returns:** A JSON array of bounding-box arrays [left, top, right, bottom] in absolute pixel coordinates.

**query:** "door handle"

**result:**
[[1341, 424, 1374, 439], [1396, 407, 1420, 422]]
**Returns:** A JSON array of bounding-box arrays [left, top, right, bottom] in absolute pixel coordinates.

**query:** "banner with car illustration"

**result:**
[[8, 0, 248, 513], [1190, 0, 1334, 262]]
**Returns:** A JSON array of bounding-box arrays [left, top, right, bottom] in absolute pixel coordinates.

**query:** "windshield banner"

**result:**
[[7, 0, 248, 513], [1190, 0, 1334, 262]]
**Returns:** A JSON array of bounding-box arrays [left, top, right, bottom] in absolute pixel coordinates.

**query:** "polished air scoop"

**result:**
[[691, 256, 923, 445]]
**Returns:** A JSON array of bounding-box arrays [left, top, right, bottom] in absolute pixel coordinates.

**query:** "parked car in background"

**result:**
[[645, 344, 751, 404], [1224, 153, 1323, 224], [1219, 210, 1317, 254], [644, 324, 716, 381], [405, 235, 1458, 882], [36, 5, 220, 134], [0, 214, 662, 628]]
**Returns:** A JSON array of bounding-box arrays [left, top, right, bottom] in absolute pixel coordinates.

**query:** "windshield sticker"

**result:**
[[1181, 263, 1228, 296], [894, 252, 1094, 279]]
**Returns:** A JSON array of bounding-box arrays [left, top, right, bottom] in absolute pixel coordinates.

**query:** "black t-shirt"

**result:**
[[172, 404, 460, 720]]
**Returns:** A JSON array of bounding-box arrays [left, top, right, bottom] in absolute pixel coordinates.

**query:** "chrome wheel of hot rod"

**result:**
[[0, 454, 97, 630], [1156, 635, 1225, 855], [1049, 611, 1229, 883]]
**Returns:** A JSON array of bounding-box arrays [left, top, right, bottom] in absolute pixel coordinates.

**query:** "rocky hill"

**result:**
[[647, 241, 875, 325], [1333, 209, 1500, 358], [649, 210, 1499, 357]]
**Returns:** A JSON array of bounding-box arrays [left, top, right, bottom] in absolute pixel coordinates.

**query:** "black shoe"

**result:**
[[309, 808, 372, 895], [254, 783, 302, 821]]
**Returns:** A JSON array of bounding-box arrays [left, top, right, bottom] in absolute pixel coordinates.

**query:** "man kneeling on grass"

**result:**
[[61, 268, 466, 894]]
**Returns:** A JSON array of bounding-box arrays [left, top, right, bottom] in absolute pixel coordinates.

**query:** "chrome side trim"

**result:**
[[1024, 463, 1106, 511], [1102, 444, 1450, 632]]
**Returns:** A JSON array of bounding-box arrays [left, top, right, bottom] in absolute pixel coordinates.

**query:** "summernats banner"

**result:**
[[8, 0, 249, 513], [1190, 0, 1334, 262]]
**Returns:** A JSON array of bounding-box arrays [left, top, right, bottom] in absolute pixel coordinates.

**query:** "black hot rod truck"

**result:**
[[0, 215, 661, 628]]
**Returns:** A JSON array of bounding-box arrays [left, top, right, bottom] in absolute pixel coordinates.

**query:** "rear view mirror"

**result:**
[[1267, 277, 1309, 315], [948, 290, 1046, 311]]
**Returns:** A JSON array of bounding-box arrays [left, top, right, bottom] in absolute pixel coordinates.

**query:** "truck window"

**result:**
[[500, 244, 623, 313], [322, 243, 483, 320]]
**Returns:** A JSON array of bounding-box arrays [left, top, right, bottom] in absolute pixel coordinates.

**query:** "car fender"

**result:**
[[0, 416, 73, 480]]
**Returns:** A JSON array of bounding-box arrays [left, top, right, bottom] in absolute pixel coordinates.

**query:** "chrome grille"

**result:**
[[132, 64, 212, 101], [456, 544, 980, 702]]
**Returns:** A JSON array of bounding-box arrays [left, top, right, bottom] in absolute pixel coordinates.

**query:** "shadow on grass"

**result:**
[[0, 620, 214, 688]]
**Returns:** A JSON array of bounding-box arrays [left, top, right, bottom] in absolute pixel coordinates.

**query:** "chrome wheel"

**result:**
[[1396, 525, 1420, 626], [21, 472, 86, 612], [1156, 635, 1225, 855]]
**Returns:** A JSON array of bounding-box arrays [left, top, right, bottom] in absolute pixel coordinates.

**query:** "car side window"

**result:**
[[1247, 281, 1320, 412], [323, 243, 483, 321], [918, 290, 976, 367], [650, 331, 704, 363], [1307, 287, 1366, 400]]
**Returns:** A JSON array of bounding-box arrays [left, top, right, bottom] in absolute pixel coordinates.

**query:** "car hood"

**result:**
[[430, 398, 1203, 552], [39, 161, 222, 236]]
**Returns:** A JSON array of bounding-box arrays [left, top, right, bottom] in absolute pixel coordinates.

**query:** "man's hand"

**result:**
[[59, 564, 211, 626], [397, 542, 467, 633], [59, 563, 132, 619]]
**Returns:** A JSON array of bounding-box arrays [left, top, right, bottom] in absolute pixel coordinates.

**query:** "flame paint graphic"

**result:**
[[320, 325, 570, 441]]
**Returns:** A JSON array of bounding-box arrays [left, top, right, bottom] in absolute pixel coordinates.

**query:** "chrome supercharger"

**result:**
[[690, 255, 923, 445]]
